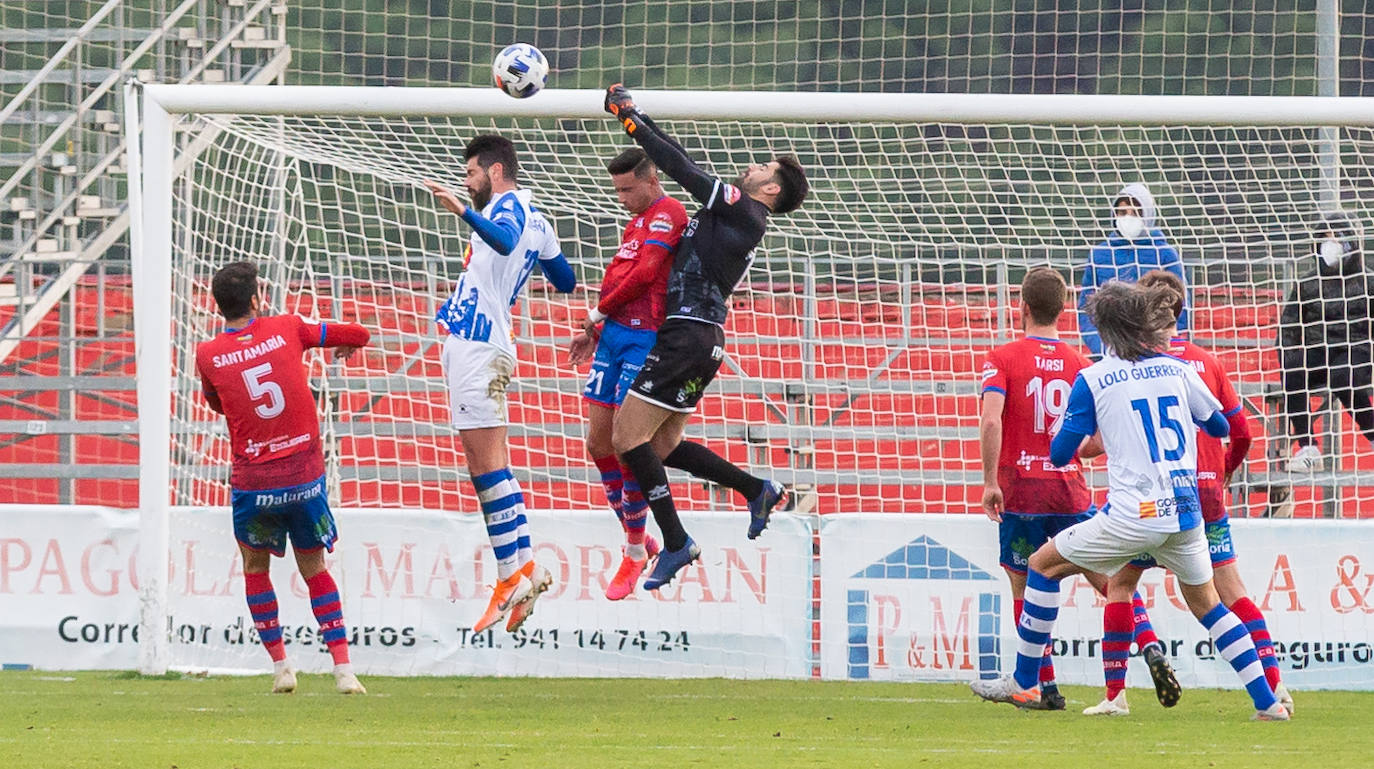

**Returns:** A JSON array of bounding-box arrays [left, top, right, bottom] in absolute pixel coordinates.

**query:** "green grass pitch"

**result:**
[[2, 671, 1369, 768]]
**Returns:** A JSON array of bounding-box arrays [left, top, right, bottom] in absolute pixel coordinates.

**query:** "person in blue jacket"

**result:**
[[1078, 183, 1188, 357]]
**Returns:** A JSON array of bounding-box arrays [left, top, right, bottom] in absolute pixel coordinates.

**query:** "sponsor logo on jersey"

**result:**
[[980, 366, 998, 382], [1139, 500, 1158, 518], [649, 215, 674, 233], [723, 184, 741, 204], [462, 243, 473, 269]]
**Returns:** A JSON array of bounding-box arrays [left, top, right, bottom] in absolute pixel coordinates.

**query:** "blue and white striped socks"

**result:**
[[1014, 569, 1060, 690], [473, 468, 530, 581], [1201, 603, 1277, 710]]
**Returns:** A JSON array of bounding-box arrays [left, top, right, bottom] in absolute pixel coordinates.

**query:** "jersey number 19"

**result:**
[[1026, 376, 1070, 435]]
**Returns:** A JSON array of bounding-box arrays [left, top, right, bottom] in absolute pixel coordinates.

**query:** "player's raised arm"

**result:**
[[604, 84, 723, 209], [533, 215, 576, 293], [296, 316, 371, 361]]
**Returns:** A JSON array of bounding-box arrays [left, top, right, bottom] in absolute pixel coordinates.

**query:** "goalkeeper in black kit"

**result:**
[[603, 84, 809, 591]]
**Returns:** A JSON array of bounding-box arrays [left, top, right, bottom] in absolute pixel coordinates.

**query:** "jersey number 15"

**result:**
[[1130, 395, 1187, 463]]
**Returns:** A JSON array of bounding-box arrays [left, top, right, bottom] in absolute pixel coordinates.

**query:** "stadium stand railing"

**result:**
[[15, 268, 1365, 518], [0, 0, 290, 504]]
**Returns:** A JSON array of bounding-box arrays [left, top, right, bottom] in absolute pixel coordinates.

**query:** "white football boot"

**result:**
[[1082, 691, 1130, 716]]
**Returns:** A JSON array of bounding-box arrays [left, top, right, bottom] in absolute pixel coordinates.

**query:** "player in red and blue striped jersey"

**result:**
[[980, 267, 1171, 710], [195, 261, 370, 695], [569, 148, 688, 600], [1088, 271, 1293, 716]]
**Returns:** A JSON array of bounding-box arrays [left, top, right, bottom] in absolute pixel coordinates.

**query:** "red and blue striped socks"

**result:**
[[620, 463, 649, 560], [1102, 601, 1134, 699], [244, 571, 285, 663], [307, 570, 350, 666]]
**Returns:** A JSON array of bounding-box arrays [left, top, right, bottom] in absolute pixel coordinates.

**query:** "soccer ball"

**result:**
[[492, 43, 548, 99]]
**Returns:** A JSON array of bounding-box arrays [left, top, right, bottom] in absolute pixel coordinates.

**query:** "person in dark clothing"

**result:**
[[1278, 211, 1374, 471], [603, 84, 809, 591]]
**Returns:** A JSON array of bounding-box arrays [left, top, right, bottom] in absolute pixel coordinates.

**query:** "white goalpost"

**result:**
[[130, 84, 1374, 687]]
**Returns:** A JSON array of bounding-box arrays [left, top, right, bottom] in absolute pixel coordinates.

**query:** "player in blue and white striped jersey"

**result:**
[[971, 280, 1289, 721], [427, 134, 576, 637]]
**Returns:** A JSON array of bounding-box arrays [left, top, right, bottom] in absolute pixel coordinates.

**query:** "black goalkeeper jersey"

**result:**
[[628, 115, 769, 327]]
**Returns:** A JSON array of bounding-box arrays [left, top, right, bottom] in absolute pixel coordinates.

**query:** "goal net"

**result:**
[[132, 86, 1374, 687]]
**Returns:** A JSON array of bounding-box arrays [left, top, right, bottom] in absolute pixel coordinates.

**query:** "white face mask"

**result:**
[[1320, 238, 1345, 267], [1115, 215, 1146, 242]]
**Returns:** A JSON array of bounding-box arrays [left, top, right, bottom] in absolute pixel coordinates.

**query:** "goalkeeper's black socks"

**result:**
[[620, 442, 688, 552], [664, 440, 765, 502]]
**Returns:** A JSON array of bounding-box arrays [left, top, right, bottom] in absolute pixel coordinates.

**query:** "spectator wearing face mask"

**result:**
[[1278, 211, 1374, 472], [1077, 183, 1188, 358]]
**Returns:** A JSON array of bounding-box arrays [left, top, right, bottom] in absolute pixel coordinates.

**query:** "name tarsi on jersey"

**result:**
[[981, 336, 1093, 515]]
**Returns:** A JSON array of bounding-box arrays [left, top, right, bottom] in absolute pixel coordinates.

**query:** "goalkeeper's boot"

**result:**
[[473, 570, 532, 634], [1253, 702, 1291, 722], [642, 537, 701, 591], [970, 675, 1041, 709], [1274, 682, 1295, 715], [271, 663, 297, 694], [747, 481, 787, 540], [1082, 691, 1130, 717], [505, 561, 553, 633], [333, 665, 366, 695], [1143, 642, 1182, 708]]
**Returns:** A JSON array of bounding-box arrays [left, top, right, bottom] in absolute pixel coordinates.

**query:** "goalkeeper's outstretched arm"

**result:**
[[604, 84, 719, 208]]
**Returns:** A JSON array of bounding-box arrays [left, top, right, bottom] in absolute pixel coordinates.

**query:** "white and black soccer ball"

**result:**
[[492, 43, 548, 99]]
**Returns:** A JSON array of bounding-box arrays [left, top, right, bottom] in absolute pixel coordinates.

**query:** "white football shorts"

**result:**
[[441, 336, 515, 430], [1054, 511, 1213, 586]]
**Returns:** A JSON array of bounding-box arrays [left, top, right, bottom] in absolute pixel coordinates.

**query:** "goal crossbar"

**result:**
[[142, 84, 1374, 126]]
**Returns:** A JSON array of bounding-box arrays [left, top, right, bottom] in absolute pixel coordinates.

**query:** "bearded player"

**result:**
[[569, 147, 687, 599], [195, 261, 370, 695], [428, 134, 577, 634]]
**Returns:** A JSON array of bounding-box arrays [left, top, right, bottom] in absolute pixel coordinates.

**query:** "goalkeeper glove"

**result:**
[[604, 84, 644, 134]]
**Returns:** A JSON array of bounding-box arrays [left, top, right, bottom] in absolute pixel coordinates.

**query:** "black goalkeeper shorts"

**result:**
[[627, 318, 725, 412]]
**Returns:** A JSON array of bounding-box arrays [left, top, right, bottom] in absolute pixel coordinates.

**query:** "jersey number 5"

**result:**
[[1026, 376, 1071, 434], [241, 362, 285, 419]]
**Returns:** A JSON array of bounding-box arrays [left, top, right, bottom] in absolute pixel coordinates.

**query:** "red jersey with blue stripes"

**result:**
[[981, 335, 1094, 515], [596, 195, 687, 331], [195, 314, 369, 491], [1166, 338, 1242, 522]]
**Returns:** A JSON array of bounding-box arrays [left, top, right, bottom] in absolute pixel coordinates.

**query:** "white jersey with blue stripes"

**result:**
[[1062, 352, 1223, 532], [438, 189, 561, 358]]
